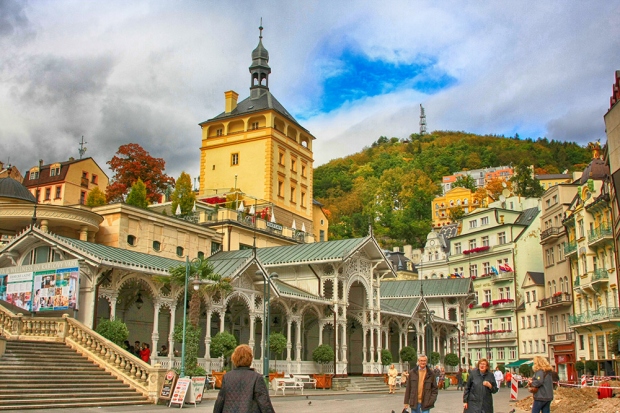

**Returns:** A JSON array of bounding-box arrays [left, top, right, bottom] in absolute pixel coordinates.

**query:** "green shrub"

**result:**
[[519, 363, 532, 378], [585, 360, 598, 375], [381, 349, 393, 369], [430, 351, 440, 366], [400, 346, 417, 369], [444, 353, 459, 367], [575, 361, 585, 375], [95, 318, 129, 347], [312, 344, 334, 373], [210, 332, 237, 359], [173, 322, 202, 376]]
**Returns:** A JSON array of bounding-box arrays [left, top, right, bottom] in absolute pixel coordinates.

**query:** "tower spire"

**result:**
[[249, 20, 271, 99]]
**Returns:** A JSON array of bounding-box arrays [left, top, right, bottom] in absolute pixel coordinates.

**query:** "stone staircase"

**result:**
[[0, 340, 150, 410], [346, 376, 394, 392]]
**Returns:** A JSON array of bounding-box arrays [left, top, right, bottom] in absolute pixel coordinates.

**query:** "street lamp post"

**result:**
[[180, 256, 201, 378], [260, 271, 279, 381], [484, 326, 491, 360]]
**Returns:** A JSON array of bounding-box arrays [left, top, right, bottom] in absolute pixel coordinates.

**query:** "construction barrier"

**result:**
[[581, 375, 586, 388], [510, 376, 518, 401]]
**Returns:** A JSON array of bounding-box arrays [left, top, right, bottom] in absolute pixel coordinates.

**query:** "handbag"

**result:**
[[528, 371, 549, 394]]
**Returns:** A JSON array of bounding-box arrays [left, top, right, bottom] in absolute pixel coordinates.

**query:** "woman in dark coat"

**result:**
[[528, 356, 554, 413], [463, 358, 498, 413], [213, 344, 275, 413]]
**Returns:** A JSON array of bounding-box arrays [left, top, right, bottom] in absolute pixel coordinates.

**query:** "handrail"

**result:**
[[0, 303, 166, 402]]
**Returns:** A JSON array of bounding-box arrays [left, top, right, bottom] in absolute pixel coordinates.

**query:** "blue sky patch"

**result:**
[[317, 50, 456, 113]]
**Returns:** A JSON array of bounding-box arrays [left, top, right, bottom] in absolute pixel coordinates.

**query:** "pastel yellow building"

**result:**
[[198, 27, 318, 237], [432, 187, 482, 228], [23, 157, 108, 206]]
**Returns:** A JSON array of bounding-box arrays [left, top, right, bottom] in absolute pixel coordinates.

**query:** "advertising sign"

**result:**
[[169, 377, 192, 408], [190, 376, 206, 403], [0, 264, 79, 313], [159, 370, 178, 401]]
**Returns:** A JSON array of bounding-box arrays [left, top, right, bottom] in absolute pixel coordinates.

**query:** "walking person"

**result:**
[[213, 344, 274, 413], [456, 368, 464, 391], [388, 364, 398, 394], [527, 356, 554, 413], [494, 366, 504, 388], [463, 358, 498, 413], [403, 354, 438, 413]]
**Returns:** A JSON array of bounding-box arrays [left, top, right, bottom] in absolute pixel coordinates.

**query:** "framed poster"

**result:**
[[159, 370, 178, 401], [169, 377, 192, 408], [190, 376, 207, 403]]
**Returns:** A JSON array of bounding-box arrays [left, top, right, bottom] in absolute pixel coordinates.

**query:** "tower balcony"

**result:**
[[548, 331, 575, 344], [492, 300, 516, 312], [491, 271, 514, 283], [579, 269, 610, 293], [537, 292, 572, 311]]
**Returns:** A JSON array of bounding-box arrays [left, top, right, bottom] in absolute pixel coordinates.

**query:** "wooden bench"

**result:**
[[292, 374, 317, 389], [273, 377, 304, 395]]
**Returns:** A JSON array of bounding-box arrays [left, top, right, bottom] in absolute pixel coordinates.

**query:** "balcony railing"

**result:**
[[592, 268, 610, 281], [467, 330, 517, 342], [568, 306, 620, 326], [564, 241, 577, 255], [492, 301, 516, 312], [80, 177, 89, 188], [588, 223, 612, 246], [537, 292, 572, 310], [541, 226, 564, 241], [548, 332, 575, 343], [492, 271, 514, 283]]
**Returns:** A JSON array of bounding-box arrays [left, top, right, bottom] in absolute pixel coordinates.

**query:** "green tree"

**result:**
[[95, 318, 129, 347], [444, 353, 459, 367], [171, 171, 196, 217], [86, 187, 106, 207], [585, 360, 598, 375], [269, 332, 287, 372], [210, 331, 237, 369], [312, 344, 334, 373], [400, 346, 417, 369], [448, 206, 465, 222], [172, 322, 205, 376], [519, 363, 532, 377], [106, 143, 174, 203], [510, 162, 544, 198], [430, 351, 440, 366], [575, 361, 585, 375], [381, 349, 393, 373], [452, 175, 477, 192], [125, 178, 148, 209], [162, 257, 232, 328]]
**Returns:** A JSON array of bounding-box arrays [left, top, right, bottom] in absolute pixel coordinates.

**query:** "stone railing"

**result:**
[[0, 304, 165, 402]]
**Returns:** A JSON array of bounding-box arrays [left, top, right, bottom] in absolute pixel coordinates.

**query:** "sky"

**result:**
[[1, 0, 619, 183]]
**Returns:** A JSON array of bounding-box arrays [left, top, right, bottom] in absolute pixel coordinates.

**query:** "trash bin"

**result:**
[[444, 378, 450, 389]]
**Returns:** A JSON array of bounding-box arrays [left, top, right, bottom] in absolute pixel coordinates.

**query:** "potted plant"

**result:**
[[312, 344, 334, 389], [210, 332, 237, 388], [444, 353, 459, 384], [399, 346, 417, 372], [269, 332, 287, 374], [586, 360, 598, 375], [575, 361, 585, 376], [430, 352, 440, 367], [381, 349, 393, 382]]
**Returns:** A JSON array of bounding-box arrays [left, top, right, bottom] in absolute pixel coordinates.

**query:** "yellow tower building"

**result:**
[[198, 26, 317, 234]]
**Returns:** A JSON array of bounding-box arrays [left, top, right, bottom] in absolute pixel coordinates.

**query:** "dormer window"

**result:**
[[30, 169, 39, 180], [50, 164, 61, 177]]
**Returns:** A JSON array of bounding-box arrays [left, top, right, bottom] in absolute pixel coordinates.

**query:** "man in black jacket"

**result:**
[[404, 354, 439, 413]]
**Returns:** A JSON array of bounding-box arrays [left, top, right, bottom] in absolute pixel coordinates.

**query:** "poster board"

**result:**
[[169, 377, 192, 408], [190, 377, 206, 403], [0, 261, 79, 313], [159, 370, 178, 401]]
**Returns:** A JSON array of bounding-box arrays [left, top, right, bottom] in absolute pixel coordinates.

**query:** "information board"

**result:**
[[159, 370, 178, 401], [190, 376, 206, 403], [169, 378, 192, 408]]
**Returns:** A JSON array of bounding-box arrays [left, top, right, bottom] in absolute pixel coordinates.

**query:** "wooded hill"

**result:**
[[313, 131, 592, 248]]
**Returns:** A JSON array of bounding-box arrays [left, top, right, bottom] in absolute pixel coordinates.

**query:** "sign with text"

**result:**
[[159, 370, 178, 401], [0, 263, 79, 313], [190, 376, 206, 403], [169, 378, 192, 408]]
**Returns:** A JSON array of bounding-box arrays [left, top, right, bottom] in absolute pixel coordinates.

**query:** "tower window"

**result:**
[[301, 165, 306, 177], [152, 241, 161, 251], [278, 152, 284, 166], [216, 129, 223, 136], [176, 246, 184, 257], [278, 181, 284, 198], [301, 191, 306, 207], [251, 122, 259, 130], [127, 235, 136, 246], [231, 153, 239, 166], [290, 187, 296, 203]]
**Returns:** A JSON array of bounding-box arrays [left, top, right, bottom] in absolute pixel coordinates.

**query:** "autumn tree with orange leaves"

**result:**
[[106, 143, 174, 203]]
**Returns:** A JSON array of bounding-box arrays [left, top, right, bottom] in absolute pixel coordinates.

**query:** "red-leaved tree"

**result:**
[[106, 143, 175, 203]]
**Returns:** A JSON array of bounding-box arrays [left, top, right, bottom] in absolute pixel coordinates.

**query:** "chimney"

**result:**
[[225, 90, 239, 113], [39, 159, 43, 168], [499, 215, 504, 224], [69, 157, 75, 161]]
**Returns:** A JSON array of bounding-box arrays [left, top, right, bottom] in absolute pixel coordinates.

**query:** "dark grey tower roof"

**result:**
[[0, 177, 36, 203], [249, 24, 271, 99]]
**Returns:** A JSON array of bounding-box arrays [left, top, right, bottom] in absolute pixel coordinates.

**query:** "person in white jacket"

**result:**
[[494, 366, 504, 388]]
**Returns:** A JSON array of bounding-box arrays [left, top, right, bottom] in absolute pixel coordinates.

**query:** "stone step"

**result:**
[[0, 400, 151, 411], [0, 371, 111, 379], [0, 377, 121, 385], [0, 395, 149, 409], [0, 383, 132, 393], [0, 389, 139, 400]]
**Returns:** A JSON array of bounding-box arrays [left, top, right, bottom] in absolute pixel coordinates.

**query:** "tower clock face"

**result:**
[[430, 240, 435, 246]]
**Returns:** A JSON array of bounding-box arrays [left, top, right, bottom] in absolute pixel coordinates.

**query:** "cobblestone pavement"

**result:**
[[3, 387, 530, 413]]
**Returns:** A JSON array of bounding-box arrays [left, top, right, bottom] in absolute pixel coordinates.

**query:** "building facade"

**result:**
[[432, 187, 483, 228], [538, 183, 578, 380]]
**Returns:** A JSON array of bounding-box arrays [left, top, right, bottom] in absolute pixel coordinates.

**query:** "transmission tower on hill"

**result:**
[[419, 104, 427, 135]]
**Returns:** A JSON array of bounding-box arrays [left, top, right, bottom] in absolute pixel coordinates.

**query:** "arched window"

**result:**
[[552, 280, 556, 294]]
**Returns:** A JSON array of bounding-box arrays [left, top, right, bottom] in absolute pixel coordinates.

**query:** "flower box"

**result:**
[[491, 298, 514, 306], [463, 246, 490, 255], [481, 302, 491, 308]]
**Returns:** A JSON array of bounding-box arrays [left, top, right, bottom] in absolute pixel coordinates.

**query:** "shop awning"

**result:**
[[504, 359, 533, 368]]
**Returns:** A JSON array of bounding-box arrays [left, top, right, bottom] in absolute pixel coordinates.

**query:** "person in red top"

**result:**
[[140, 343, 151, 363], [505, 371, 512, 386]]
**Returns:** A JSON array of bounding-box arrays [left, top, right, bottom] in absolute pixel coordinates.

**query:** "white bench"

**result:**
[[292, 374, 317, 389], [273, 377, 304, 395]]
